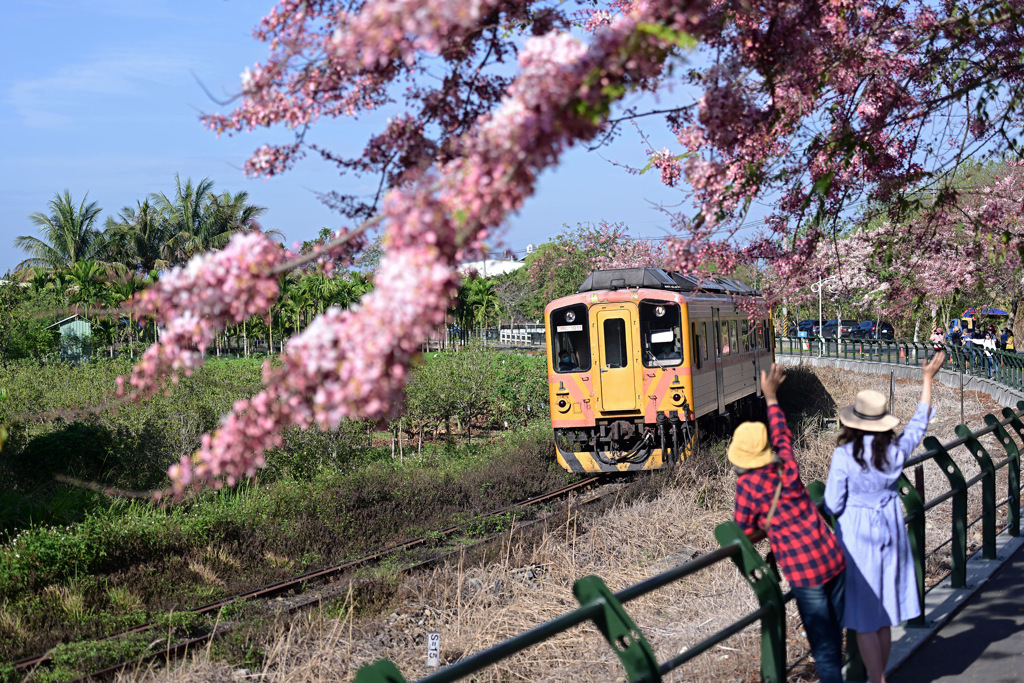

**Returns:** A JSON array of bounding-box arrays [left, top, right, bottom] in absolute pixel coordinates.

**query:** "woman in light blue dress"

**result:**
[[824, 351, 944, 683]]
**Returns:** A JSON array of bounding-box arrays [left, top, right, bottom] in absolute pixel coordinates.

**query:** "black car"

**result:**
[[850, 320, 895, 340], [821, 319, 859, 338], [787, 319, 821, 337]]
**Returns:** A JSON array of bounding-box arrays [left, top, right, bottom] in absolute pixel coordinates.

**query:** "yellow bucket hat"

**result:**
[[727, 422, 773, 469]]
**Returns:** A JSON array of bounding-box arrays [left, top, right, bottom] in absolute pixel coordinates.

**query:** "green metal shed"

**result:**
[[47, 314, 92, 363]]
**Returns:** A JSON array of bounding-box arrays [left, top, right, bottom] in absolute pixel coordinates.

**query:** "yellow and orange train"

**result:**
[[545, 268, 774, 473]]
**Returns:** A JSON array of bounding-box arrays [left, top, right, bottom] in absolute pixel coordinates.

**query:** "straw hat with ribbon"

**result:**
[[839, 390, 900, 432]]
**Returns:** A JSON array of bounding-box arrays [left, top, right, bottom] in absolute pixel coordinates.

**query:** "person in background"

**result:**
[[825, 352, 944, 683], [1001, 328, 1015, 353], [730, 364, 846, 683], [961, 328, 978, 370], [948, 324, 964, 371], [929, 326, 945, 356], [980, 331, 999, 379]]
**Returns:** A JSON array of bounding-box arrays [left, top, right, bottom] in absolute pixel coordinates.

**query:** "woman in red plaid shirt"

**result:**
[[729, 364, 846, 683]]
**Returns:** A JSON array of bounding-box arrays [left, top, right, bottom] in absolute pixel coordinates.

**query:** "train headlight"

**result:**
[[565, 311, 576, 323], [654, 305, 666, 317], [557, 398, 571, 413]]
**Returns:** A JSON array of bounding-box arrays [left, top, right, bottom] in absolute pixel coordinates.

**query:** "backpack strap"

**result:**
[[762, 477, 784, 531]]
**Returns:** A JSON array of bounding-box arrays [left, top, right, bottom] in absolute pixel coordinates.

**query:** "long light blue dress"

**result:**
[[824, 402, 932, 632]]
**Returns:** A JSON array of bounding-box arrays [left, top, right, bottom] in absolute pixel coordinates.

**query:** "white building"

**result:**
[[456, 259, 524, 277]]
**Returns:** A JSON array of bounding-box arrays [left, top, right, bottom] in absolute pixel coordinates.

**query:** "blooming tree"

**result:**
[[132, 0, 1024, 493], [526, 221, 666, 308], [803, 161, 1024, 330]]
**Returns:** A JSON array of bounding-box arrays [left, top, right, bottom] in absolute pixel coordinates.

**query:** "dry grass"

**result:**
[[264, 551, 296, 571], [107, 586, 144, 613], [43, 584, 88, 622], [188, 561, 225, 588], [205, 545, 242, 571], [124, 366, 1012, 683], [0, 601, 25, 640]]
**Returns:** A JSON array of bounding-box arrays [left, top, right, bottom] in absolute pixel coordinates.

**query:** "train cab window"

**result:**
[[603, 318, 628, 368], [551, 304, 591, 373], [640, 301, 682, 367]]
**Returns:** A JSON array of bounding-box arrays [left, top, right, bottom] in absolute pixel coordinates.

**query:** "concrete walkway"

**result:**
[[887, 532, 1024, 682], [888, 532, 1024, 683]]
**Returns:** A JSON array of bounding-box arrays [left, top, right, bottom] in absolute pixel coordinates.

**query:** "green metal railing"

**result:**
[[775, 335, 1024, 389], [354, 343, 1024, 683]]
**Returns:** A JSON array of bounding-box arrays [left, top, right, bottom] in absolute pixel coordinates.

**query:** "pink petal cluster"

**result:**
[[159, 0, 724, 494], [119, 232, 283, 400]]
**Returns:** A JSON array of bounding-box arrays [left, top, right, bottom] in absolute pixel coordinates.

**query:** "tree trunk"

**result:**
[[1008, 281, 1023, 337]]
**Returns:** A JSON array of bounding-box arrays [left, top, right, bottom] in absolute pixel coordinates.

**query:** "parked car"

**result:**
[[820, 318, 859, 338], [787, 319, 821, 337], [850, 320, 895, 340]]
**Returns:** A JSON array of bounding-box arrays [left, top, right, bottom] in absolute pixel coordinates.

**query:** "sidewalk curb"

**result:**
[[887, 531, 1024, 677]]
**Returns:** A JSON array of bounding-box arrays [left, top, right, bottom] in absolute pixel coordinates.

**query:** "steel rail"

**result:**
[[14, 475, 604, 675]]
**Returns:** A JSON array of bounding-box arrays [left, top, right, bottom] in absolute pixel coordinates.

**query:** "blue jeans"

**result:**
[[792, 570, 845, 683], [985, 355, 999, 378]]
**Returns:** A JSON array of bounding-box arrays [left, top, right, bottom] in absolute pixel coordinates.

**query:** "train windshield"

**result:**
[[551, 303, 591, 373], [641, 300, 682, 367]]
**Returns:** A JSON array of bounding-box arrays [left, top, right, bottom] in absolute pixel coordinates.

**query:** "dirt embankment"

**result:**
[[125, 366, 1009, 683]]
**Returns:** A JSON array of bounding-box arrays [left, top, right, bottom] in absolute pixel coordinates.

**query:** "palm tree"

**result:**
[[14, 190, 106, 272], [457, 277, 501, 329], [205, 189, 269, 245], [103, 199, 173, 273], [153, 175, 216, 264], [105, 273, 147, 357], [64, 260, 111, 319], [155, 175, 272, 264]]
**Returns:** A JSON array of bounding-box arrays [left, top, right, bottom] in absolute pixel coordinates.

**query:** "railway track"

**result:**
[[16, 474, 616, 681]]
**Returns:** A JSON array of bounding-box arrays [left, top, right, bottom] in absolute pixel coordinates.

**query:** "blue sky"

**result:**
[[0, 0, 692, 275]]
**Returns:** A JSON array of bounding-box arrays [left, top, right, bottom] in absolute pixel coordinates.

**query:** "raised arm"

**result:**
[[762, 363, 786, 409], [761, 364, 797, 476], [921, 350, 944, 407], [895, 350, 944, 459]]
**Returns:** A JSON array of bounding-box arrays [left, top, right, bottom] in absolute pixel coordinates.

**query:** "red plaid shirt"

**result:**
[[734, 404, 844, 588]]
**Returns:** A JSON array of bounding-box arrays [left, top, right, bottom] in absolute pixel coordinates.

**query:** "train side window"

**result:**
[[603, 318, 628, 368], [550, 304, 591, 373], [720, 321, 730, 355], [729, 320, 739, 356], [741, 319, 749, 352], [701, 322, 709, 362], [640, 301, 682, 367], [692, 323, 701, 369]]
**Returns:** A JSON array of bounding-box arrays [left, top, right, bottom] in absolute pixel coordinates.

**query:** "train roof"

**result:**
[[576, 268, 759, 296]]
